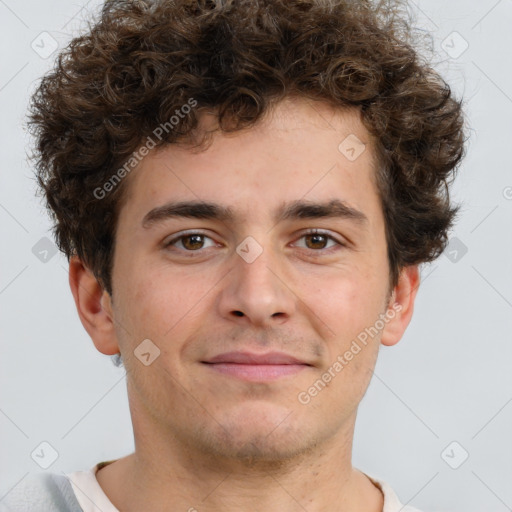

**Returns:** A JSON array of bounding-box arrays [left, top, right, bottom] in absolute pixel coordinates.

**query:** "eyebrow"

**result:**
[[141, 198, 369, 230]]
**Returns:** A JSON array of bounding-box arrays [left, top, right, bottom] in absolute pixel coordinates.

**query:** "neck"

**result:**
[[96, 412, 383, 512]]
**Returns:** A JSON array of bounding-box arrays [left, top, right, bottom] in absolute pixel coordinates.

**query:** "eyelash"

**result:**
[[163, 229, 345, 255]]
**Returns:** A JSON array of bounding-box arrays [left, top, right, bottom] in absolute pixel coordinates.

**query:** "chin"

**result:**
[[196, 405, 319, 466], [210, 432, 314, 469]]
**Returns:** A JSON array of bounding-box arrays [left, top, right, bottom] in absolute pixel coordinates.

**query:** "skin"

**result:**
[[69, 96, 419, 512]]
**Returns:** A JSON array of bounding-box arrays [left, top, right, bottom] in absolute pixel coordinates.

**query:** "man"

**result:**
[[4, 0, 466, 510]]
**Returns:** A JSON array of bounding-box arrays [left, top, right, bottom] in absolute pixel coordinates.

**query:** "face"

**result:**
[[107, 97, 397, 464]]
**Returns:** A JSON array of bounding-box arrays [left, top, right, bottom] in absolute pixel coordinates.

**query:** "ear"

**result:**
[[380, 265, 420, 347], [68, 256, 120, 355]]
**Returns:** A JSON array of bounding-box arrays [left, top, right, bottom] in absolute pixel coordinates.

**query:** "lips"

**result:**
[[201, 351, 312, 381], [203, 351, 311, 365]]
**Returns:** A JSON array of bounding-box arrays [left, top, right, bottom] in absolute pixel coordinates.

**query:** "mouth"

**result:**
[[201, 351, 312, 382]]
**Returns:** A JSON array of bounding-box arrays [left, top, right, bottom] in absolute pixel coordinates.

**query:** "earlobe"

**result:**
[[380, 265, 420, 347], [68, 256, 120, 356]]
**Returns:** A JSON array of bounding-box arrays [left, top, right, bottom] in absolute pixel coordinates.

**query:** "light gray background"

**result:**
[[1, 1, 511, 511]]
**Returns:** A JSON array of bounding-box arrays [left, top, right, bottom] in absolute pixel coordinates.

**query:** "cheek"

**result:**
[[307, 269, 387, 390], [122, 264, 211, 343], [318, 270, 386, 335], [307, 278, 384, 408]]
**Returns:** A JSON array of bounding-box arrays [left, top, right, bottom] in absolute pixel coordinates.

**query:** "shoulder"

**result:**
[[0, 472, 83, 512], [363, 472, 425, 512]]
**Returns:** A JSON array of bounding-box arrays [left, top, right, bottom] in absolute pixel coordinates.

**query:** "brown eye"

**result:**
[[164, 232, 216, 252], [294, 230, 344, 253], [304, 233, 329, 250], [180, 234, 206, 250]]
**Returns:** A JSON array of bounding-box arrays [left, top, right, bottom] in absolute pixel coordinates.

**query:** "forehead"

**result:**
[[118, 97, 380, 228]]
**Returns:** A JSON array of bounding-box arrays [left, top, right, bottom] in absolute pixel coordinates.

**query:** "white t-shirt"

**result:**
[[66, 461, 423, 512]]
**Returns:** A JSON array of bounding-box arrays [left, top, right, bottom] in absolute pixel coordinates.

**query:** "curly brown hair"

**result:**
[[28, 0, 467, 297]]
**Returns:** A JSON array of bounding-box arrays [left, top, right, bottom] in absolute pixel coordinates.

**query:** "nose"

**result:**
[[216, 237, 297, 328]]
